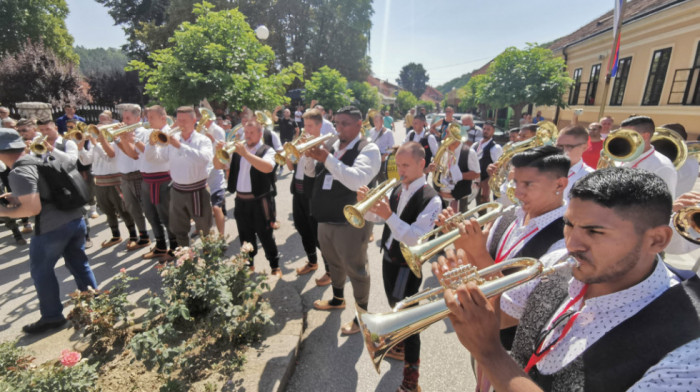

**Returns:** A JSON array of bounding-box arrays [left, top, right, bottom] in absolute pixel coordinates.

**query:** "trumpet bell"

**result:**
[[673, 206, 700, 245], [343, 177, 400, 228], [651, 127, 687, 170], [597, 128, 645, 169]]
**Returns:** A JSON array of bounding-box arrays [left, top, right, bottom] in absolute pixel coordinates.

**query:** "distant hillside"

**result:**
[[436, 72, 472, 94], [75, 46, 129, 75]]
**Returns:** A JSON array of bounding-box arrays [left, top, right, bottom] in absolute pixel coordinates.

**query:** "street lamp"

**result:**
[[255, 25, 269, 40]]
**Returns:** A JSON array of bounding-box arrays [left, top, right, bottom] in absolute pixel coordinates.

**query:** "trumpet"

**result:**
[[357, 253, 577, 373], [673, 205, 700, 245], [255, 110, 274, 130], [274, 129, 307, 166], [101, 122, 147, 143], [344, 178, 401, 228], [401, 202, 503, 278], [149, 126, 181, 146], [489, 121, 558, 198], [64, 121, 90, 142], [282, 133, 334, 166], [432, 122, 462, 189], [29, 135, 49, 155], [597, 128, 645, 169], [85, 123, 120, 139]]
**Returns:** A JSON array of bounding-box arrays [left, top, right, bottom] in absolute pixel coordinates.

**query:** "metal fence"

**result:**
[[5, 103, 118, 123]]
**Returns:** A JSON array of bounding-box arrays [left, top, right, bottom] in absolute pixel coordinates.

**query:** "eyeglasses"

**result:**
[[556, 142, 585, 150]]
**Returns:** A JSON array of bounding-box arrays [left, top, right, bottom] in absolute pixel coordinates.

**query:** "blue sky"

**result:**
[[65, 0, 618, 86]]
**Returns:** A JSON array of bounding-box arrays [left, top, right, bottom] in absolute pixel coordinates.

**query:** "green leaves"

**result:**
[[396, 91, 418, 115], [304, 66, 353, 111]]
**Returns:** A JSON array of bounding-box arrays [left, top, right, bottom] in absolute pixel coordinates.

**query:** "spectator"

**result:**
[[0, 106, 10, 121], [532, 110, 544, 123], [581, 122, 603, 168], [2, 117, 16, 129], [461, 114, 483, 146], [383, 110, 395, 131], [55, 103, 85, 135]]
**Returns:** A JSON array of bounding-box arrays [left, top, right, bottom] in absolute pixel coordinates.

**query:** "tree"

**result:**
[[75, 46, 130, 75], [85, 70, 144, 106], [396, 91, 418, 115], [0, 40, 87, 106], [0, 0, 79, 64], [396, 63, 429, 98], [97, 0, 373, 81], [304, 66, 353, 112], [436, 72, 472, 95], [348, 81, 381, 115], [417, 100, 435, 112], [483, 45, 572, 123], [127, 3, 303, 112]]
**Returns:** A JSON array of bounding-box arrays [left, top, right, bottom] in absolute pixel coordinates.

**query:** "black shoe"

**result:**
[[22, 318, 67, 334]]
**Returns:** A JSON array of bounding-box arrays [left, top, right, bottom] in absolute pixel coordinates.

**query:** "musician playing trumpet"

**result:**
[[358, 142, 442, 392], [434, 168, 700, 392]]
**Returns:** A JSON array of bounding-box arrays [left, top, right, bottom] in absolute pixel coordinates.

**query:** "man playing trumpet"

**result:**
[[358, 142, 442, 392]]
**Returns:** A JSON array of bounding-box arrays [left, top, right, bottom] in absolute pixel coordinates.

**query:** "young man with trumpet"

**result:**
[[403, 113, 438, 170], [435, 168, 700, 391], [306, 106, 380, 335], [358, 141, 442, 392]]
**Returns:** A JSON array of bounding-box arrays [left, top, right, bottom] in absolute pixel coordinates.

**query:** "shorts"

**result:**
[[210, 188, 227, 215]]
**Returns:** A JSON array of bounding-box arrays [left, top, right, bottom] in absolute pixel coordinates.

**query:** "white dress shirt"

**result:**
[[501, 249, 700, 390], [267, 128, 283, 151], [235, 139, 276, 193], [321, 118, 337, 136], [439, 143, 481, 190], [564, 160, 594, 201], [78, 143, 118, 176], [322, 134, 381, 191], [145, 131, 212, 185], [369, 127, 395, 156], [403, 128, 438, 158], [465, 125, 484, 145], [137, 126, 170, 173], [486, 203, 568, 261], [675, 158, 698, 198], [114, 141, 139, 174], [365, 176, 442, 247], [475, 138, 503, 164], [207, 123, 226, 193], [43, 136, 78, 164], [621, 147, 677, 197]]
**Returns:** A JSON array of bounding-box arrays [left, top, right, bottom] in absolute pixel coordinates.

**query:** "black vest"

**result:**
[[227, 144, 275, 198], [289, 163, 316, 198], [262, 129, 274, 148], [310, 139, 368, 223], [407, 130, 433, 164], [380, 184, 438, 264], [478, 139, 495, 181], [450, 144, 473, 200], [510, 271, 700, 392]]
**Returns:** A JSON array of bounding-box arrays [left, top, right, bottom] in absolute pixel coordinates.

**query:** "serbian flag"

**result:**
[[609, 0, 625, 77]]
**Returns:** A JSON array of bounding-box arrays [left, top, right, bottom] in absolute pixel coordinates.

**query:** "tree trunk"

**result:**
[[511, 102, 527, 128]]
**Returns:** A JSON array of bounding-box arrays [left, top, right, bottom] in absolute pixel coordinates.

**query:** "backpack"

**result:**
[[16, 156, 90, 211]]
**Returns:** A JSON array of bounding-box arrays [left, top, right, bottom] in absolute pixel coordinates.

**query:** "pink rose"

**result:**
[[60, 349, 81, 367], [120, 268, 127, 274]]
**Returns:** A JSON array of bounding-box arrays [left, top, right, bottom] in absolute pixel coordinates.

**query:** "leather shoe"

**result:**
[[313, 298, 345, 311], [340, 319, 360, 335], [397, 385, 421, 392], [296, 263, 318, 275], [143, 247, 169, 260], [270, 268, 283, 278], [315, 273, 332, 287], [126, 238, 150, 251], [101, 237, 122, 248], [22, 318, 67, 334]]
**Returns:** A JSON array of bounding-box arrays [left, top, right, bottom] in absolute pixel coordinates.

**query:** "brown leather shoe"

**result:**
[[143, 247, 168, 260], [126, 238, 150, 251], [270, 268, 283, 278], [340, 319, 360, 335], [313, 298, 345, 311], [296, 263, 318, 275], [397, 385, 421, 392], [101, 237, 122, 248], [315, 273, 332, 287]]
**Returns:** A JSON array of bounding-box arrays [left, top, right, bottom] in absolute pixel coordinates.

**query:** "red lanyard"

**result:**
[[523, 284, 589, 373], [631, 149, 654, 168], [494, 220, 538, 264]]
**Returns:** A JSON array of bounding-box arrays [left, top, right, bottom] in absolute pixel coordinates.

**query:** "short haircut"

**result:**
[[65, 118, 77, 124], [303, 108, 323, 124], [511, 145, 570, 178], [588, 122, 602, 130], [0, 106, 9, 113], [445, 106, 454, 111], [661, 123, 687, 140], [620, 115, 655, 134], [559, 125, 589, 141], [414, 113, 426, 121], [176, 106, 196, 116], [314, 104, 325, 112], [397, 141, 425, 163], [16, 118, 36, 128], [600, 115, 614, 122], [570, 167, 672, 233], [122, 103, 142, 117], [99, 110, 113, 119], [482, 121, 494, 129], [36, 118, 54, 126], [461, 114, 473, 122], [335, 106, 362, 121], [2, 118, 16, 127], [509, 127, 520, 134], [520, 123, 538, 133], [147, 105, 167, 117], [64, 103, 77, 109]]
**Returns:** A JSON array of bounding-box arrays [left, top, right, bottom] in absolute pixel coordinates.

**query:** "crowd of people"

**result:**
[[0, 101, 699, 391]]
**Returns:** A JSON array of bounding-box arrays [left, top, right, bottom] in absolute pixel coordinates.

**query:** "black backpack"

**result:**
[[16, 156, 89, 211]]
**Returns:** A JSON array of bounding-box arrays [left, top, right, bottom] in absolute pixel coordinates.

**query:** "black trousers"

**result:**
[[292, 192, 329, 271], [383, 256, 423, 363], [234, 196, 280, 269]]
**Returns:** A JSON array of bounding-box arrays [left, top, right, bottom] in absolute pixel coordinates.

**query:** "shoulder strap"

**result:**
[[457, 144, 471, 171]]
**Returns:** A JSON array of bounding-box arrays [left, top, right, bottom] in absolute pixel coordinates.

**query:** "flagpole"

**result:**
[[598, 0, 626, 120]]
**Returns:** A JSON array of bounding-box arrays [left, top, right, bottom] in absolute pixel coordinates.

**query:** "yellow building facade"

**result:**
[[535, 0, 700, 136]]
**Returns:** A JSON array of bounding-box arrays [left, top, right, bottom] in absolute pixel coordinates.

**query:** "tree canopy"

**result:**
[[97, 0, 373, 81], [75, 46, 130, 75], [0, 0, 79, 64], [436, 72, 472, 95], [396, 63, 429, 99], [348, 81, 381, 115], [396, 91, 418, 115], [304, 66, 353, 111], [127, 3, 303, 112]]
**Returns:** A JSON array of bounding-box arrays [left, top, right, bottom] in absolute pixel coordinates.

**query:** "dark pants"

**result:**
[[140, 180, 176, 249], [169, 187, 212, 247], [292, 192, 328, 271], [383, 256, 423, 363], [95, 184, 135, 235], [2, 217, 22, 239], [120, 174, 148, 233], [234, 196, 279, 269]]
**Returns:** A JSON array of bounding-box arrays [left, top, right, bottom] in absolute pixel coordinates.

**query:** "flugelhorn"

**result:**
[[274, 129, 306, 166], [283, 133, 334, 165], [85, 123, 119, 139], [357, 253, 577, 373], [215, 126, 245, 164], [401, 202, 503, 278], [344, 177, 401, 228], [29, 135, 49, 155], [432, 122, 462, 189], [64, 121, 89, 142], [489, 121, 558, 198], [102, 122, 146, 143], [596, 128, 645, 169]]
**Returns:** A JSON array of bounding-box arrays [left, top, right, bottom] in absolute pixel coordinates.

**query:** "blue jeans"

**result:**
[[29, 218, 97, 320]]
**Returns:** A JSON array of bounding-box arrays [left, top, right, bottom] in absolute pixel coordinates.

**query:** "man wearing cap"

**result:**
[[0, 128, 97, 334]]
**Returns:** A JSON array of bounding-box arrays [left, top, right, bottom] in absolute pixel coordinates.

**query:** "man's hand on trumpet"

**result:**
[[673, 191, 700, 212], [435, 207, 490, 264], [305, 145, 329, 163], [356, 185, 392, 220]]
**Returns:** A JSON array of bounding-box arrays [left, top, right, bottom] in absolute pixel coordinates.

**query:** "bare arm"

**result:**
[[0, 192, 41, 218]]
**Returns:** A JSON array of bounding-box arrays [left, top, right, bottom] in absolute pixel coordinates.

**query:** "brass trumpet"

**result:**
[[344, 178, 401, 228], [101, 122, 147, 143], [597, 128, 645, 169], [64, 121, 90, 142], [255, 110, 274, 129], [400, 202, 503, 278], [673, 205, 700, 245], [215, 124, 245, 164], [282, 133, 334, 166], [150, 126, 181, 146], [29, 135, 49, 155], [274, 129, 306, 166], [357, 253, 577, 373], [432, 122, 463, 189], [650, 127, 700, 170], [85, 123, 119, 139], [489, 121, 558, 198]]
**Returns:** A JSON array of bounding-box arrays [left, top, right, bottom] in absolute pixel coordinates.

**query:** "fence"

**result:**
[[4, 103, 118, 123]]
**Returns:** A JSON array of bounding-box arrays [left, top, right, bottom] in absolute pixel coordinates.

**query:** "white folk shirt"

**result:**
[[369, 127, 395, 156], [675, 158, 698, 198], [114, 141, 139, 174], [403, 128, 438, 158], [78, 143, 119, 176], [501, 249, 700, 390], [42, 136, 78, 164], [365, 176, 442, 248], [439, 142, 480, 191], [486, 203, 568, 262], [207, 123, 226, 193], [138, 126, 170, 173], [475, 138, 503, 163], [235, 139, 276, 193], [320, 118, 337, 136], [145, 131, 212, 185], [322, 134, 381, 191], [564, 160, 594, 201], [620, 147, 677, 197]]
